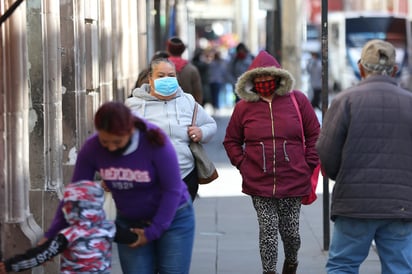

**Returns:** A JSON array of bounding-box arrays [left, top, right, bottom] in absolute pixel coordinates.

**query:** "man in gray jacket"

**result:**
[[317, 39, 412, 274]]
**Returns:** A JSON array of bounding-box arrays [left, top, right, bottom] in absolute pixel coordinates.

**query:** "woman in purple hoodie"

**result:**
[[223, 51, 320, 274], [41, 102, 195, 274]]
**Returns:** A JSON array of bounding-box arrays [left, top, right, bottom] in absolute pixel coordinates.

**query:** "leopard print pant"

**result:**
[[251, 196, 301, 273]]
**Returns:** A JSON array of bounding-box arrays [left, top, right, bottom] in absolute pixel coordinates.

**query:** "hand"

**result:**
[[37, 237, 48, 246], [188, 126, 202, 142], [128, 228, 148, 248]]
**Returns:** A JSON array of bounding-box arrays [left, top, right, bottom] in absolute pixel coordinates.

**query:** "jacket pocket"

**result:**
[[243, 142, 269, 174], [259, 142, 267, 172]]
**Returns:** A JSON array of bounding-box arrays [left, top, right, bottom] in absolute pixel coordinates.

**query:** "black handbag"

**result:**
[[189, 103, 218, 184]]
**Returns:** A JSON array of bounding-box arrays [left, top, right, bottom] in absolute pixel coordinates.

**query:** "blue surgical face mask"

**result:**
[[153, 77, 179, 96]]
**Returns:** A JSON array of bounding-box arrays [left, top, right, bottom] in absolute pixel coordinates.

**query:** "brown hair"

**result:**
[[134, 68, 150, 89], [94, 101, 165, 146], [166, 37, 186, 56]]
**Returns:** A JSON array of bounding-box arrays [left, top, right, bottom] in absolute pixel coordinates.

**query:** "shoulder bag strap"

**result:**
[[290, 91, 305, 150], [191, 103, 198, 126]]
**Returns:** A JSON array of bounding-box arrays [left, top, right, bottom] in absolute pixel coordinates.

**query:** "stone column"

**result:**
[[26, 0, 64, 271], [247, 0, 259, 54], [281, 0, 303, 89], [0, 0, 43, 269], [99, 0, 114, 102]]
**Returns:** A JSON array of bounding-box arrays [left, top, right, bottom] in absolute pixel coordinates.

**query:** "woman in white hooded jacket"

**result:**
[[125, 57, 217, 201]]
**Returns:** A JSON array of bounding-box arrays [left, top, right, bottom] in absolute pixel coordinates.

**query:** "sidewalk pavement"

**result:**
[[110, 108, 382, 273], [189, 166, 381, 274], [111, 169, 381, 274]]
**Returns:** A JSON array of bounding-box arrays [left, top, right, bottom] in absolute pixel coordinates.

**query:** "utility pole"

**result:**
[[320, 0, 330, 251]]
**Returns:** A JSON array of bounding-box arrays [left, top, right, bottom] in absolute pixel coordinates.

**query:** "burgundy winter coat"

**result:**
[[223, 51, 320, 198]]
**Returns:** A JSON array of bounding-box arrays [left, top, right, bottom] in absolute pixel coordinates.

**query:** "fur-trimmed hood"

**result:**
[[235, 50, 295, 101]]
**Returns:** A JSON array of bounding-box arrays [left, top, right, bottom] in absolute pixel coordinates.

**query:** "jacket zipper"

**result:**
[[269, 102, 276, 196]]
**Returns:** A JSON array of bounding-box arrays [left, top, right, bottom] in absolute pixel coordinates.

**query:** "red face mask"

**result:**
[[254, 79, 277, 97], [236, 52, 247, 59]]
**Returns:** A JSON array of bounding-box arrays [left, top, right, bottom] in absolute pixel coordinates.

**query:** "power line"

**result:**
[[0, 0, 25, 26]]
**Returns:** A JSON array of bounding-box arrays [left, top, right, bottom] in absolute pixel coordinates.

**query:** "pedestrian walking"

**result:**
[[41, 102, 195, 274], [316, 39, 412, 274], [228, 42, 254, 102], [223, 50, 320, 274], [192, 48, 211, 106], [125, 57, 217, 201], [208, 50, 230, 111], [167, 36, 204, 104], [306, 51, 322, 109]]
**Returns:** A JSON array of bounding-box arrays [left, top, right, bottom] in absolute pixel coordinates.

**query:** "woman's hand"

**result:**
[[128, 228, 148, 248], [37, 237, 48, 246], [188, 126, 202, 143]]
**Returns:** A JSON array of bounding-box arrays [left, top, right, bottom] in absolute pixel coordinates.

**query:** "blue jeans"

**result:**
[[326, 216, 412, 274], [117, 201, 195, 274]]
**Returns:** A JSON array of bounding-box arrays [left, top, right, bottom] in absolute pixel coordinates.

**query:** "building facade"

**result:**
[[0, 1, 148, 272], [1, 1, 411, 272]]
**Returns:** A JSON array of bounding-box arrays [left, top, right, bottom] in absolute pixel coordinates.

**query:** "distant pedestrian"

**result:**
[[306, 51, 322, 109], [228, 42, 254, 102], [208, 50, 230, 111], [317, 39, 412, 274], [167, 36, 203, 104], [223, 50, 320, 274], [192, 48, 211, 106]]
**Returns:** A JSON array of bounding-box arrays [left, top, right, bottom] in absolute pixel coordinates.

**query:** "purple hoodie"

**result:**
[[45, 121, 190, 242]]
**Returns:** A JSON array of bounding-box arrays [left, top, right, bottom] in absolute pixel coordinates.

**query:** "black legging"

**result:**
[[311, 88, 322, 109], [251, 196, 301, 272]]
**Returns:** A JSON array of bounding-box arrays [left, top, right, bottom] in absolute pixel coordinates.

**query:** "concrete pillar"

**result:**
[[175, 0, 196, 59], [145, 0, 155, 64], [281, 0, 303, 89], [42, 0, 63, 193], [127, 0, 139, 94], [137, 1, 148, 69], [111, 0, 135, 101], [25, 0, 64, 271], [234, 0, 247, 44], [0, 0, 43, 271], [247, 0, 259, 54], [99, 0, 114, 102]]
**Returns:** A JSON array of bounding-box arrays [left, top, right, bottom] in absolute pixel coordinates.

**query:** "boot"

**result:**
[[282, 261, 298, 274]]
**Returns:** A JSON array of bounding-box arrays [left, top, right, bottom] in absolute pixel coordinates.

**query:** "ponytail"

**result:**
[[132, 116, 165, 146]]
